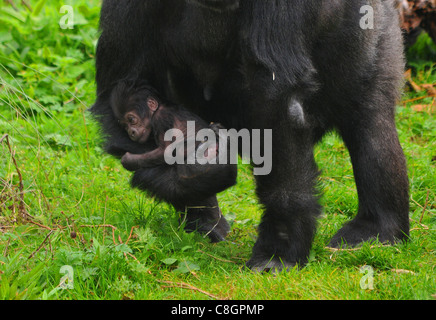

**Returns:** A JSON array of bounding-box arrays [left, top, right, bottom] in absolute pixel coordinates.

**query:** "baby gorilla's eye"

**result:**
[[127, 116, 137, 125]]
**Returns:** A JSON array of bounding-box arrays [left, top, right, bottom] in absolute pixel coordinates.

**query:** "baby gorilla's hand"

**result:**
[[121, 152, 141, 171]]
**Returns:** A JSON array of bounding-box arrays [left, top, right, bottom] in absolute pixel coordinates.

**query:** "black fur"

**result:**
[[109, 79, 237, 242], [110, 81, 238, 207], [91, 0, 410, 271]]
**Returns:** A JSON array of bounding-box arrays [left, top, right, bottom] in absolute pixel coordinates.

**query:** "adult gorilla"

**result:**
[[91, 0, 409, 271]]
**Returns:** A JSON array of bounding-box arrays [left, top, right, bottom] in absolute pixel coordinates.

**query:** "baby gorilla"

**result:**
[[110, 80, 237, 242], [111, 81, 227, 171]]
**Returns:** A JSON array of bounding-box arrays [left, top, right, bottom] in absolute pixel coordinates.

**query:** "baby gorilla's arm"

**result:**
[[121, 148, 166, 171]]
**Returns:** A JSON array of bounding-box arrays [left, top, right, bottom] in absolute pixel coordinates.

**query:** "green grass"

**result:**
[[0, 0, 435, 300]]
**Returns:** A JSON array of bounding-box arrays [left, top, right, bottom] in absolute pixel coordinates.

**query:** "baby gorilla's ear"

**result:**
[[147, 97, 159, 112]]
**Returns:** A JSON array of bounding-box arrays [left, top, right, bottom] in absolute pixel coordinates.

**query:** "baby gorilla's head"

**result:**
[[110, 80, 162, 143]]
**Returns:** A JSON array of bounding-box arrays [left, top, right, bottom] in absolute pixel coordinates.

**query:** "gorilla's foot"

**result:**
[[328, 216, 409, 248], [179, 198, 230, 243], [183, 212, 230, 243], [190, 211, 230, 243]]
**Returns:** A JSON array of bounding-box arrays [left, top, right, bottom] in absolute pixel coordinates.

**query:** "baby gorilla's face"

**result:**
[[120, 110, 152, 144]]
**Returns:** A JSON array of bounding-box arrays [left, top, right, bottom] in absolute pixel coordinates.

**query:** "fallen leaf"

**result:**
[[411, 104, 430, 112], [421, 84, 436, 97]]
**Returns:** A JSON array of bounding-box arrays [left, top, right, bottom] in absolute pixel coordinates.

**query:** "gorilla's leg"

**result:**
[[327, 2, 410, 246], [243, 94, 321, 272], [329, 106, 409, 247]]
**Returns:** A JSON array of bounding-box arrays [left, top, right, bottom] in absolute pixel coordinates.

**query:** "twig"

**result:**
[[2, 135, 23, 193], [3, 238, 11, 257], [197, 249, 236, 264], [391, 269, 416, 275], [326, 247, 363, 252], [124, 251, 140, 263], [21, 0, 32, 11], [5, 0, 18, 11], [1, 134, 28, 218], [203, 210, 222, 239], [156, 280, 224, 300], [409, 217, 429, 231], [410, 195, 424, 209], [402, 96, 429, 104], [0, 134, 8, 143], [103, 195, 108, 245], [28, 220, 52, 231], [420, 190, 430, 223], [125, 226, 138, 245], [28, 230, 54, 260], [326, 244, 400, 252]]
